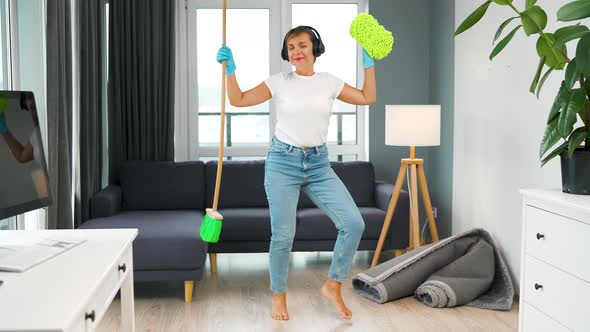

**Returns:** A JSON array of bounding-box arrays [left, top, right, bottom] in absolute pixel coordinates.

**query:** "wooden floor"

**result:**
[[98, 251, 519, 332]]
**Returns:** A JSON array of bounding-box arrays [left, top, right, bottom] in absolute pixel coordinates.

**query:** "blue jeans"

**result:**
[[264, 137, 365, 293]]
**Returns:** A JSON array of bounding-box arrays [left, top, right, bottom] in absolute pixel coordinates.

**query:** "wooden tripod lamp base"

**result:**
[[370, 146, 440, 268]]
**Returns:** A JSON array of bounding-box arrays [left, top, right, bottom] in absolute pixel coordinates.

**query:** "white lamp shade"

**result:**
[[385, 105, 440, 146]]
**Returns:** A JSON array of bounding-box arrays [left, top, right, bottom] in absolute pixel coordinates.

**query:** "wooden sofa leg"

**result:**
[[394, 249, 404, 257], [209, 253, 217, 273], [184, 280, 194, 303]]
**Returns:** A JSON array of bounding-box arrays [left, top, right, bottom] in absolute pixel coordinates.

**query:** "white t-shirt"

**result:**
[[265, 71, 344, 147]]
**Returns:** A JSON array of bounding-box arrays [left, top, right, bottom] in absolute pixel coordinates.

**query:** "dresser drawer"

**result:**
[[525, 206, 590, 283], [82, 247, 132, 331], [521, 302, 571, 332], [523, 255, 590, 331]]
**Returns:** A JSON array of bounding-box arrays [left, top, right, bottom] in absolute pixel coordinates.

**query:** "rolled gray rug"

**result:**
[[352, 228, 513, 310], [414, 237, 495, 308]]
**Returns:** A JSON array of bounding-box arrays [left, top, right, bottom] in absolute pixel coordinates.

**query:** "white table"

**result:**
[[0, 229, 138, 332]]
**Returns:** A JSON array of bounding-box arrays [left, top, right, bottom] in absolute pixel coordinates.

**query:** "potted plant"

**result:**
[[455, 0, 590, 194]]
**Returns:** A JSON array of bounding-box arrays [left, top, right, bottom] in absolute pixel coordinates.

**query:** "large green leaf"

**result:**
[[492, 0, 512, 4], [541, 141, 568, 166], [558, 88, 586, 137], [540, 117, 561, 158], [583, 100, 590, 127], [557, 0, 590, 22], [521, 6, 548, 36], [565, 58, 581, 89], [548, 82, 571, 124], [553, 25, 590, 48], [530, 56, 546, 93], [455, 1, 492, 36], [576, 34, 590, 75], [526, 0, 537, 9], [536, 67, 554, 97], [490, 25, 521, 60], [568, 127, 588, 158], [536, 34, 568, 69], [493, 17, 519, 44]]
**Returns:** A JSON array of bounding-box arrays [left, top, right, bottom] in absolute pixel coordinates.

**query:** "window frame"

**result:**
[[180, 0, 369, 161]]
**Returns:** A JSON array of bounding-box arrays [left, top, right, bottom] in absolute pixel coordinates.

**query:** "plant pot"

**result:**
[[560, 149, 590, 195]]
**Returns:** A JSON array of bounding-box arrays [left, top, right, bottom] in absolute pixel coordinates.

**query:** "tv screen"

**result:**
[[0, 91, 51, 219]]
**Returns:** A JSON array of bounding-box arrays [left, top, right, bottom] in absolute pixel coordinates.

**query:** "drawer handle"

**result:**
[[118, 263, 127, 273], [536, 233, 545, 240], [534, 283, 543, 290], [85, 310, 95, 322]]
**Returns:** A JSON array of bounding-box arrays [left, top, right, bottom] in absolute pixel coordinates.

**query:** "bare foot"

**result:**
[[271, 292, 289, 320], [321, 279, 352, 319]]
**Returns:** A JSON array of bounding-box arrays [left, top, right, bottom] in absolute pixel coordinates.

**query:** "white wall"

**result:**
[[453, 0, 574, 290]]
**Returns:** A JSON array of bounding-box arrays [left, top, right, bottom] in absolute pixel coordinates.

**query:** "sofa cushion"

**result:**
[[294, 207, 386, 240], [216, 208, 271, 241], [205, 160, 267, 208], [120, 161, 206, 210], [79, 210, 207, 270]]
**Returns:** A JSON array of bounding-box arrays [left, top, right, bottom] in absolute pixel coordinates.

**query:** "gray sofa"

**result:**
[[80, 160, 409, 302]]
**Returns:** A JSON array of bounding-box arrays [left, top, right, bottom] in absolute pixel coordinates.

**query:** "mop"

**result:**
[[200, 0, 227, 243]]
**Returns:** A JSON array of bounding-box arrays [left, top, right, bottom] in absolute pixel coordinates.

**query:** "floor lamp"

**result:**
[[371, 105, 441, 268]]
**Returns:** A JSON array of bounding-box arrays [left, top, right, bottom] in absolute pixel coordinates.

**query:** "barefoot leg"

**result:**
[[271, 292, 289, 320], [321, 279, 352, 320]]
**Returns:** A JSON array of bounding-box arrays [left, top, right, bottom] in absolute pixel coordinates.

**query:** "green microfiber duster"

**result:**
[[349, 13, 394, 60]]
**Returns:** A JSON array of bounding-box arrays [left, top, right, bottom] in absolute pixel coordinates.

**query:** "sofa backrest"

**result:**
[[205, 160, 267, 208], [205, 160, 376, 208], [326, 161, 376, 207], [120, 161, 206, 210]]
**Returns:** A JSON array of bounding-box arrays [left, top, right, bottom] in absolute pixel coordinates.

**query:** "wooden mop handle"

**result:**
[[212, 0, 227, 211]]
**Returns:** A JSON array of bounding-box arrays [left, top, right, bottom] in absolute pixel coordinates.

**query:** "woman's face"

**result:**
[[25, 98, 34, 111], [287, 33, 315, 69]]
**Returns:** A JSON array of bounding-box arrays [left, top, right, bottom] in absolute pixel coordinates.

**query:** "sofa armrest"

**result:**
[[90, 185, 122, 218], [375, 182, 392, 210], [375, 181, 410, 212], [375, 181, 410, 249]]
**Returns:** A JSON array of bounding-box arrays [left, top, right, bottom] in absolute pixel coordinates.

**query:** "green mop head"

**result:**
[[349, 13, 394, 60], [200, 208, 223, 243]]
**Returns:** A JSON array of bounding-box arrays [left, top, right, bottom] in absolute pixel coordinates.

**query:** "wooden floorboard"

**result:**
[[98, 251, 518, 332]]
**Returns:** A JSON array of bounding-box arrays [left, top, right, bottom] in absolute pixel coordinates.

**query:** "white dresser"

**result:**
[[519, 189, 590, 332]]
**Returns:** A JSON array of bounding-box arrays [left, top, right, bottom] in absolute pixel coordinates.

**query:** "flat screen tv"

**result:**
[[0, 91, 51, 219]]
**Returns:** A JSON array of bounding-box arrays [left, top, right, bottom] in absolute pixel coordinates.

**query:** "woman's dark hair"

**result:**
[[20, 91, 36, 111], [20, 91, 39, 126]]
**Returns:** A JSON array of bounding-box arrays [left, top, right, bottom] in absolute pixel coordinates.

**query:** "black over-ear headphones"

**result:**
[[281, 26, 325, 61]]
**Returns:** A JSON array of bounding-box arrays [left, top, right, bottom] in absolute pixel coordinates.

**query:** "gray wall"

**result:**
[[369, 0, 454, 239], [428, 0, 454, 239]]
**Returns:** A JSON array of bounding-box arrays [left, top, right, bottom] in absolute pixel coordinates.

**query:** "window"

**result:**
[[102, 0, 109, 188], [0, 0, 11, 230], [196, 8, 271, 148], [184, 0, 368, 162]]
